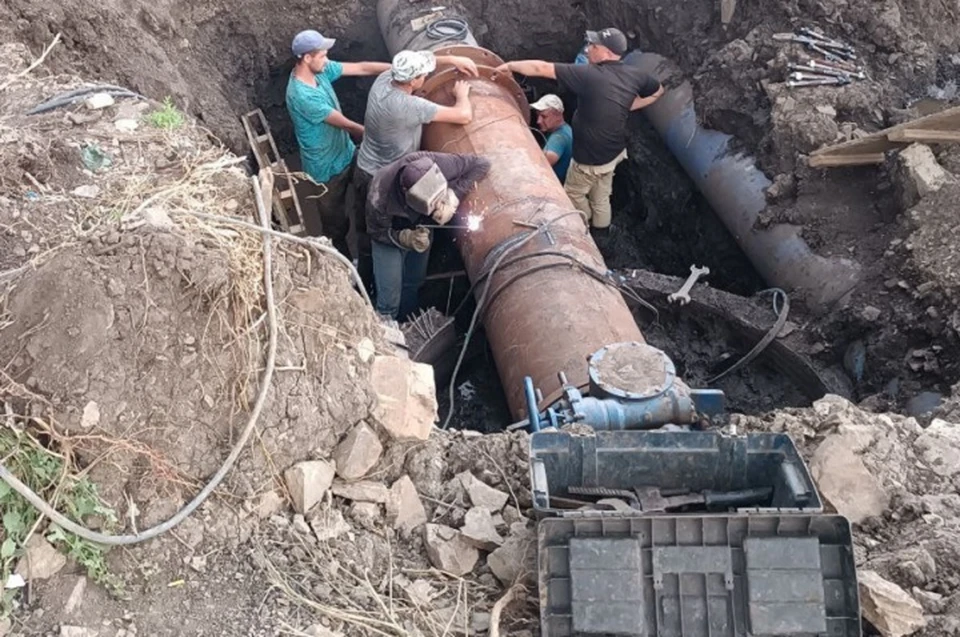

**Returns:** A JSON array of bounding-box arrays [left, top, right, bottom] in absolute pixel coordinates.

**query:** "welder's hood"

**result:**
[[401, 159, 449, 216]]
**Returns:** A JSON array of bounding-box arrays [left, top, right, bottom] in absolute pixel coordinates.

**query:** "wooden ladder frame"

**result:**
[[240, 109, 307, 235]]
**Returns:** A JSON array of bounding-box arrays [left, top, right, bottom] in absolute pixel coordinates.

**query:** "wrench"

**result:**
[[668, 265, 710, 305]]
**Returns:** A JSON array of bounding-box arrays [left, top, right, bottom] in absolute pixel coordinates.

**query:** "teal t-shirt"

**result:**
[[545, 122, 574, 181], [286, 61, 355, 184]]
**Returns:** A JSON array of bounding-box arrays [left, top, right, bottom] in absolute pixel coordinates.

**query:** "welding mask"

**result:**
[[431, 189, 459, 225], [404, 162, 449, 216]]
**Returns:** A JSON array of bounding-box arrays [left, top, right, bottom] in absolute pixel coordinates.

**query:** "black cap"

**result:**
[[585, 28, 628, 56]]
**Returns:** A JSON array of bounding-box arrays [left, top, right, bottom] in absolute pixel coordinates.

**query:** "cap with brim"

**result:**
[[585, 28, 628, 56], [391, 50, 437, 83], [530, 94, 564, 112], [292, 30, 336, 57]]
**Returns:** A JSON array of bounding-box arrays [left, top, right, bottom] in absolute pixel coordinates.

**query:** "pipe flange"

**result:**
[[418, 65, 530, 123], [588, 342, 676, 400], [432, 44, 506, 68]]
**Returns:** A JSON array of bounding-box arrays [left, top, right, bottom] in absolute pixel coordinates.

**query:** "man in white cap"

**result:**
[[286, 29, 390, 255], [366, 151, 490, 320], [530, 94, 573, 182], [351, 49, 479, 290], [497, 27, 664, 232]]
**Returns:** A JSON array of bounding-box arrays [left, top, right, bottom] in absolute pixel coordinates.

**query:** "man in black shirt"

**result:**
[[498, 28, 663, 230]]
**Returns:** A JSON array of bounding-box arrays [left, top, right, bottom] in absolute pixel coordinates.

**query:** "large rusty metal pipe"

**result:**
[[376, 0, 653, 419]]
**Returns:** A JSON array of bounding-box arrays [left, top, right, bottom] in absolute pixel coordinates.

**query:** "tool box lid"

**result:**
[[538, 512, 860, 637]]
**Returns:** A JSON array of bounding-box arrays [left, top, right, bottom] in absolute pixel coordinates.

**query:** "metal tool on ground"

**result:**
[[773, 33, 857, 59], [790, 71, 852, 85], [787, 77, 850, 88], [787, 64, 859, 80], [805, 57, 863, 75], [797, 27, 856, 53], [667, 264, 709, 305]]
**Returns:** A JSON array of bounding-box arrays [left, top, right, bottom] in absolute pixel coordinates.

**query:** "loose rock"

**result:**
[[331, 480, 389, 503], [283, 460, 335, 514], [84, 93, 116, 109], [385, 475, 427, 533], [809, 435, 889, 523], [897, 143, 954, 210], [309, 507, 352, 542], [333, 422, 383, 481], [487, 522, 535, 586], [370, 355, 437, 441], [457, 472, 509, 512], [460, 507, 504, 551], [350, 502, 381, 529], [59, 627, 98, 637], [424, 524, 479, 576], [80, 401, 100, 429], [15, 535, 67, 580], [254, 490, 286, 519], [913, 419, 960, 476], [859, 570, 926, 637]]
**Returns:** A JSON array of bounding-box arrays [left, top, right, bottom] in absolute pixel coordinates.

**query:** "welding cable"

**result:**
[[706, 288, 790, 384], [0, 176, 280, 545], [425, 17, 469, 43], [450, 249, 658, 320], [441, 211, 583, 429], [27, 85, 146, 115]]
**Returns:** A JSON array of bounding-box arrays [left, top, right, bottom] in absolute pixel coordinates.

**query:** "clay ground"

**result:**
[[1, 0, 960, 635]]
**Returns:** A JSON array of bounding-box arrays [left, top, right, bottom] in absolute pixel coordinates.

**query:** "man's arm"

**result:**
[[543, 130, 569, 167], [436, 55, 479, 77], [431, 81, 474, 125], [339, 61, 392, 77], [435, 154, 491, 198], [496, 60, 557, 79], [631, 85, 664, 110], [544, 150, 560, 166], [325, 110, 364, 138]]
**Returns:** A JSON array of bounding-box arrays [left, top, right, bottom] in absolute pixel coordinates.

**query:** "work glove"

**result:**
[[397, 227, 430, 253]]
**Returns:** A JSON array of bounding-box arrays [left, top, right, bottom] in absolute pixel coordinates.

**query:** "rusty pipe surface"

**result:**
[[376, 0, 649, 419]]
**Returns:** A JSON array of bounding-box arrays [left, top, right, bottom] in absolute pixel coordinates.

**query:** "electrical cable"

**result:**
[[707, 288, 790, 384], [425, 18, 469, 44], [441, 211, 583, 429], [0, 176, 279, 545], [28, 85, 146, 115]]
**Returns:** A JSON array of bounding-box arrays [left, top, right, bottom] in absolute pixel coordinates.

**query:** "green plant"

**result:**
[[146, 96, 186, 130], [0, 428, 123, 615]]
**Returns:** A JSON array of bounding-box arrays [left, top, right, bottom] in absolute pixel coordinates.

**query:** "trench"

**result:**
[[12, 0, 940, 430], [236, 5, 813, 431]]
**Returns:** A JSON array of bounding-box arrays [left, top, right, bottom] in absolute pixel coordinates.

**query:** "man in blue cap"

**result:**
[[286, 29, 390, 255]]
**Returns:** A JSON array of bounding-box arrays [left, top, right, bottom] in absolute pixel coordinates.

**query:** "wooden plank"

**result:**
[[808, 153, 885, 168], [809, 104, 960, 164], [888, 129, 960, 143]]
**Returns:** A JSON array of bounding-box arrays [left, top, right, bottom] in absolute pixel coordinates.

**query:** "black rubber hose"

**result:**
[[425, 18, 469, 44]]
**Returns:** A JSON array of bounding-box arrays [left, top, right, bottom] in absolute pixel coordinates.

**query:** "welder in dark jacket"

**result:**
[[367, 151, 490, 320]]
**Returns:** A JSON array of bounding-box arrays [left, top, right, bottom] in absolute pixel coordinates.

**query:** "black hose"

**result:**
[[28, 85, 146, 116], [425, 18, 469, 44]]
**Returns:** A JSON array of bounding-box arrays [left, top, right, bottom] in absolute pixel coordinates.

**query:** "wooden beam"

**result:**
[[808, 153, 886, 168], [887, 129, 960, 143]]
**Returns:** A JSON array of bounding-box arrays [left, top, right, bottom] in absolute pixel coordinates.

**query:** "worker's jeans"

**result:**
[[563, 149, 627, 229], [371, 240, 430, 321]]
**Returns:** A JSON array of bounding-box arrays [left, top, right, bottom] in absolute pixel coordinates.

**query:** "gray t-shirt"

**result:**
[[356, 71, 440, 175]]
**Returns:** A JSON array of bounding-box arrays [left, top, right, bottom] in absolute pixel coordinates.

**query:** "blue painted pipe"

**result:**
[[625, 52, 861, 311]]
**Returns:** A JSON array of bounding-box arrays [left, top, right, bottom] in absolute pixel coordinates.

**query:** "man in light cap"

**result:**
[[366, 151, 490, 320], [350, 49, 478, 292], [286, 29, 389, 255], [530, 94, 573, 182], [497, 28, 664, 232]]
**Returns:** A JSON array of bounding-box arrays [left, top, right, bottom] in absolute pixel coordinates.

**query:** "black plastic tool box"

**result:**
[[529, 431, 860, 637]]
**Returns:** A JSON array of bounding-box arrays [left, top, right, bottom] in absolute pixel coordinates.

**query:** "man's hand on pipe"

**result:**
[[447, 56, 479, 78]]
